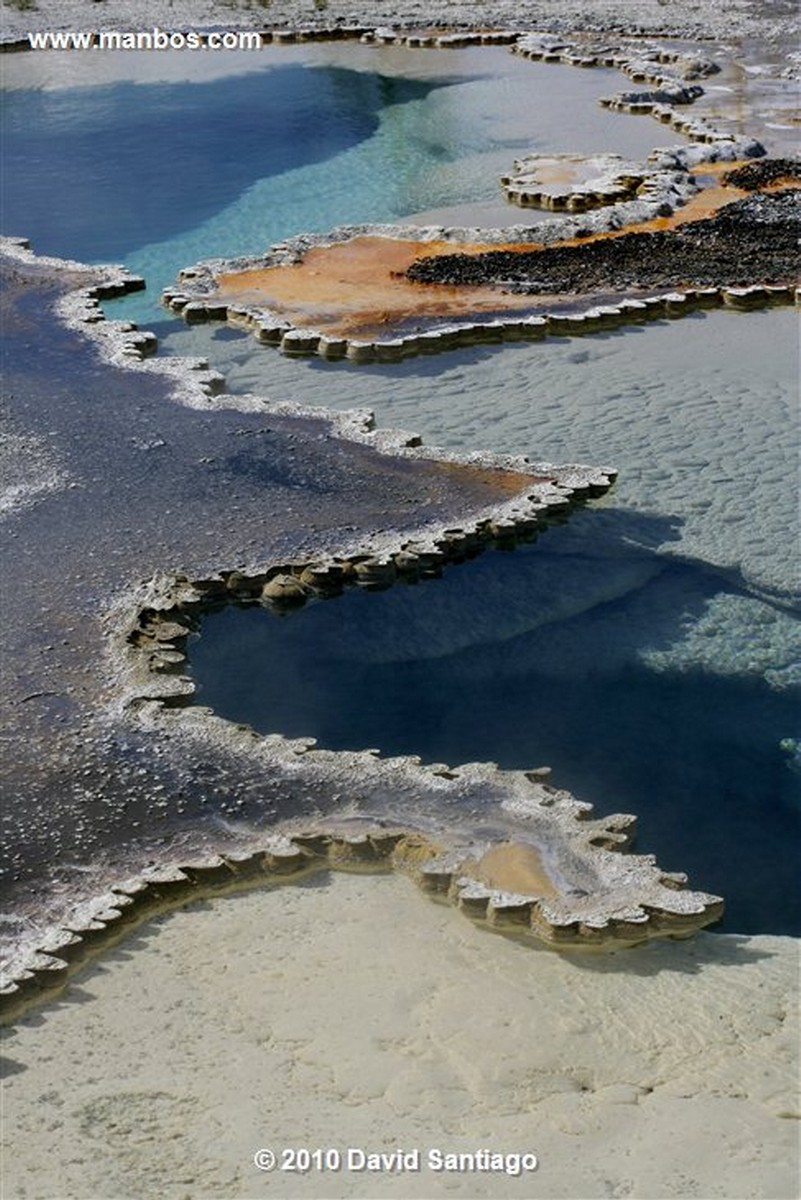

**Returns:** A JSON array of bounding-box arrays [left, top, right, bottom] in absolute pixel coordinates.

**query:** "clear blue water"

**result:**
[[1, 65, 431, 261], [1, 45, 669, 324], [183, 304, 800, 937], [2, 46, 798, 935], [190, 550, 800, 937]]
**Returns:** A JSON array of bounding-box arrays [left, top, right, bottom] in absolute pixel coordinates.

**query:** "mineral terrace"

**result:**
[[1, 3, 799, 1020]]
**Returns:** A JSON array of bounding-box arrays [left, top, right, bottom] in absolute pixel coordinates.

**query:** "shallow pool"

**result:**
[[189, 548, 799, 935], [2, 42, 678, 318], [3, 42, 798, 936], [186, 304, 800, 936]]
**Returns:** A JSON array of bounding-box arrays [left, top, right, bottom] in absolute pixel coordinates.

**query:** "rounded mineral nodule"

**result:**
[[261, 574, 309, 607]]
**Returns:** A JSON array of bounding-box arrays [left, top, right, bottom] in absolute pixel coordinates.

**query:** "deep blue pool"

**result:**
[[189, 543, 801, 937], [1, 43, 670, 317], [3, 42, 798, 938]]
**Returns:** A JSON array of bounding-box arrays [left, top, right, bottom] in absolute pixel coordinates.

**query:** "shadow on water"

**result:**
[[0, 66, 451, 261], [478, 925, 788, 979], [291, 322, 661, 382], [3, 898, 786, 1046], [555, 933, 789, 978], [189, 512, 801, 938]]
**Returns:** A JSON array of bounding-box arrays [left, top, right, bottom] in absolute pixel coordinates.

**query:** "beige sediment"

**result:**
[[469, 841, 559, 897], [184, 170, 797, 355], [216, 235, 543, 338], [2, 873, 797, 1200]]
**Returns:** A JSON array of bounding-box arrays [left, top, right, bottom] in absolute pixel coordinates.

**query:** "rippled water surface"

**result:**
[[2, 44, 798, 935], [175, 309, 800, 608], [190, 554, 799, 936], [2, 43, 672, 319], [187, 307, 800, 935]]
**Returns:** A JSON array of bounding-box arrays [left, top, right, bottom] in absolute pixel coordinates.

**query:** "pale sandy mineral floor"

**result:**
[[2, 5, 799, 1198], [2, 872, 798, 1200]]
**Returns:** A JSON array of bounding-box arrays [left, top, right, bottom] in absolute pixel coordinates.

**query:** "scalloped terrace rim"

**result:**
[[0, 234, 733, 1019], [165, 28, 798, 361], [8, 8, 796, 1011]]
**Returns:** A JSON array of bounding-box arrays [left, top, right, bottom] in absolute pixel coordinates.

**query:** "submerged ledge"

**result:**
[[161, 27, 799, 361], [165, 160, 799, 364], [0, 240, 730, 1019], [4, 15, 797, 1004]]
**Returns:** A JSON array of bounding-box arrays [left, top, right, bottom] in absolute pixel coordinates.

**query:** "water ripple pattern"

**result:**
[[175, 307, 800, 614], [1, 38, 798, 942], [2, 44, 669, 318]]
